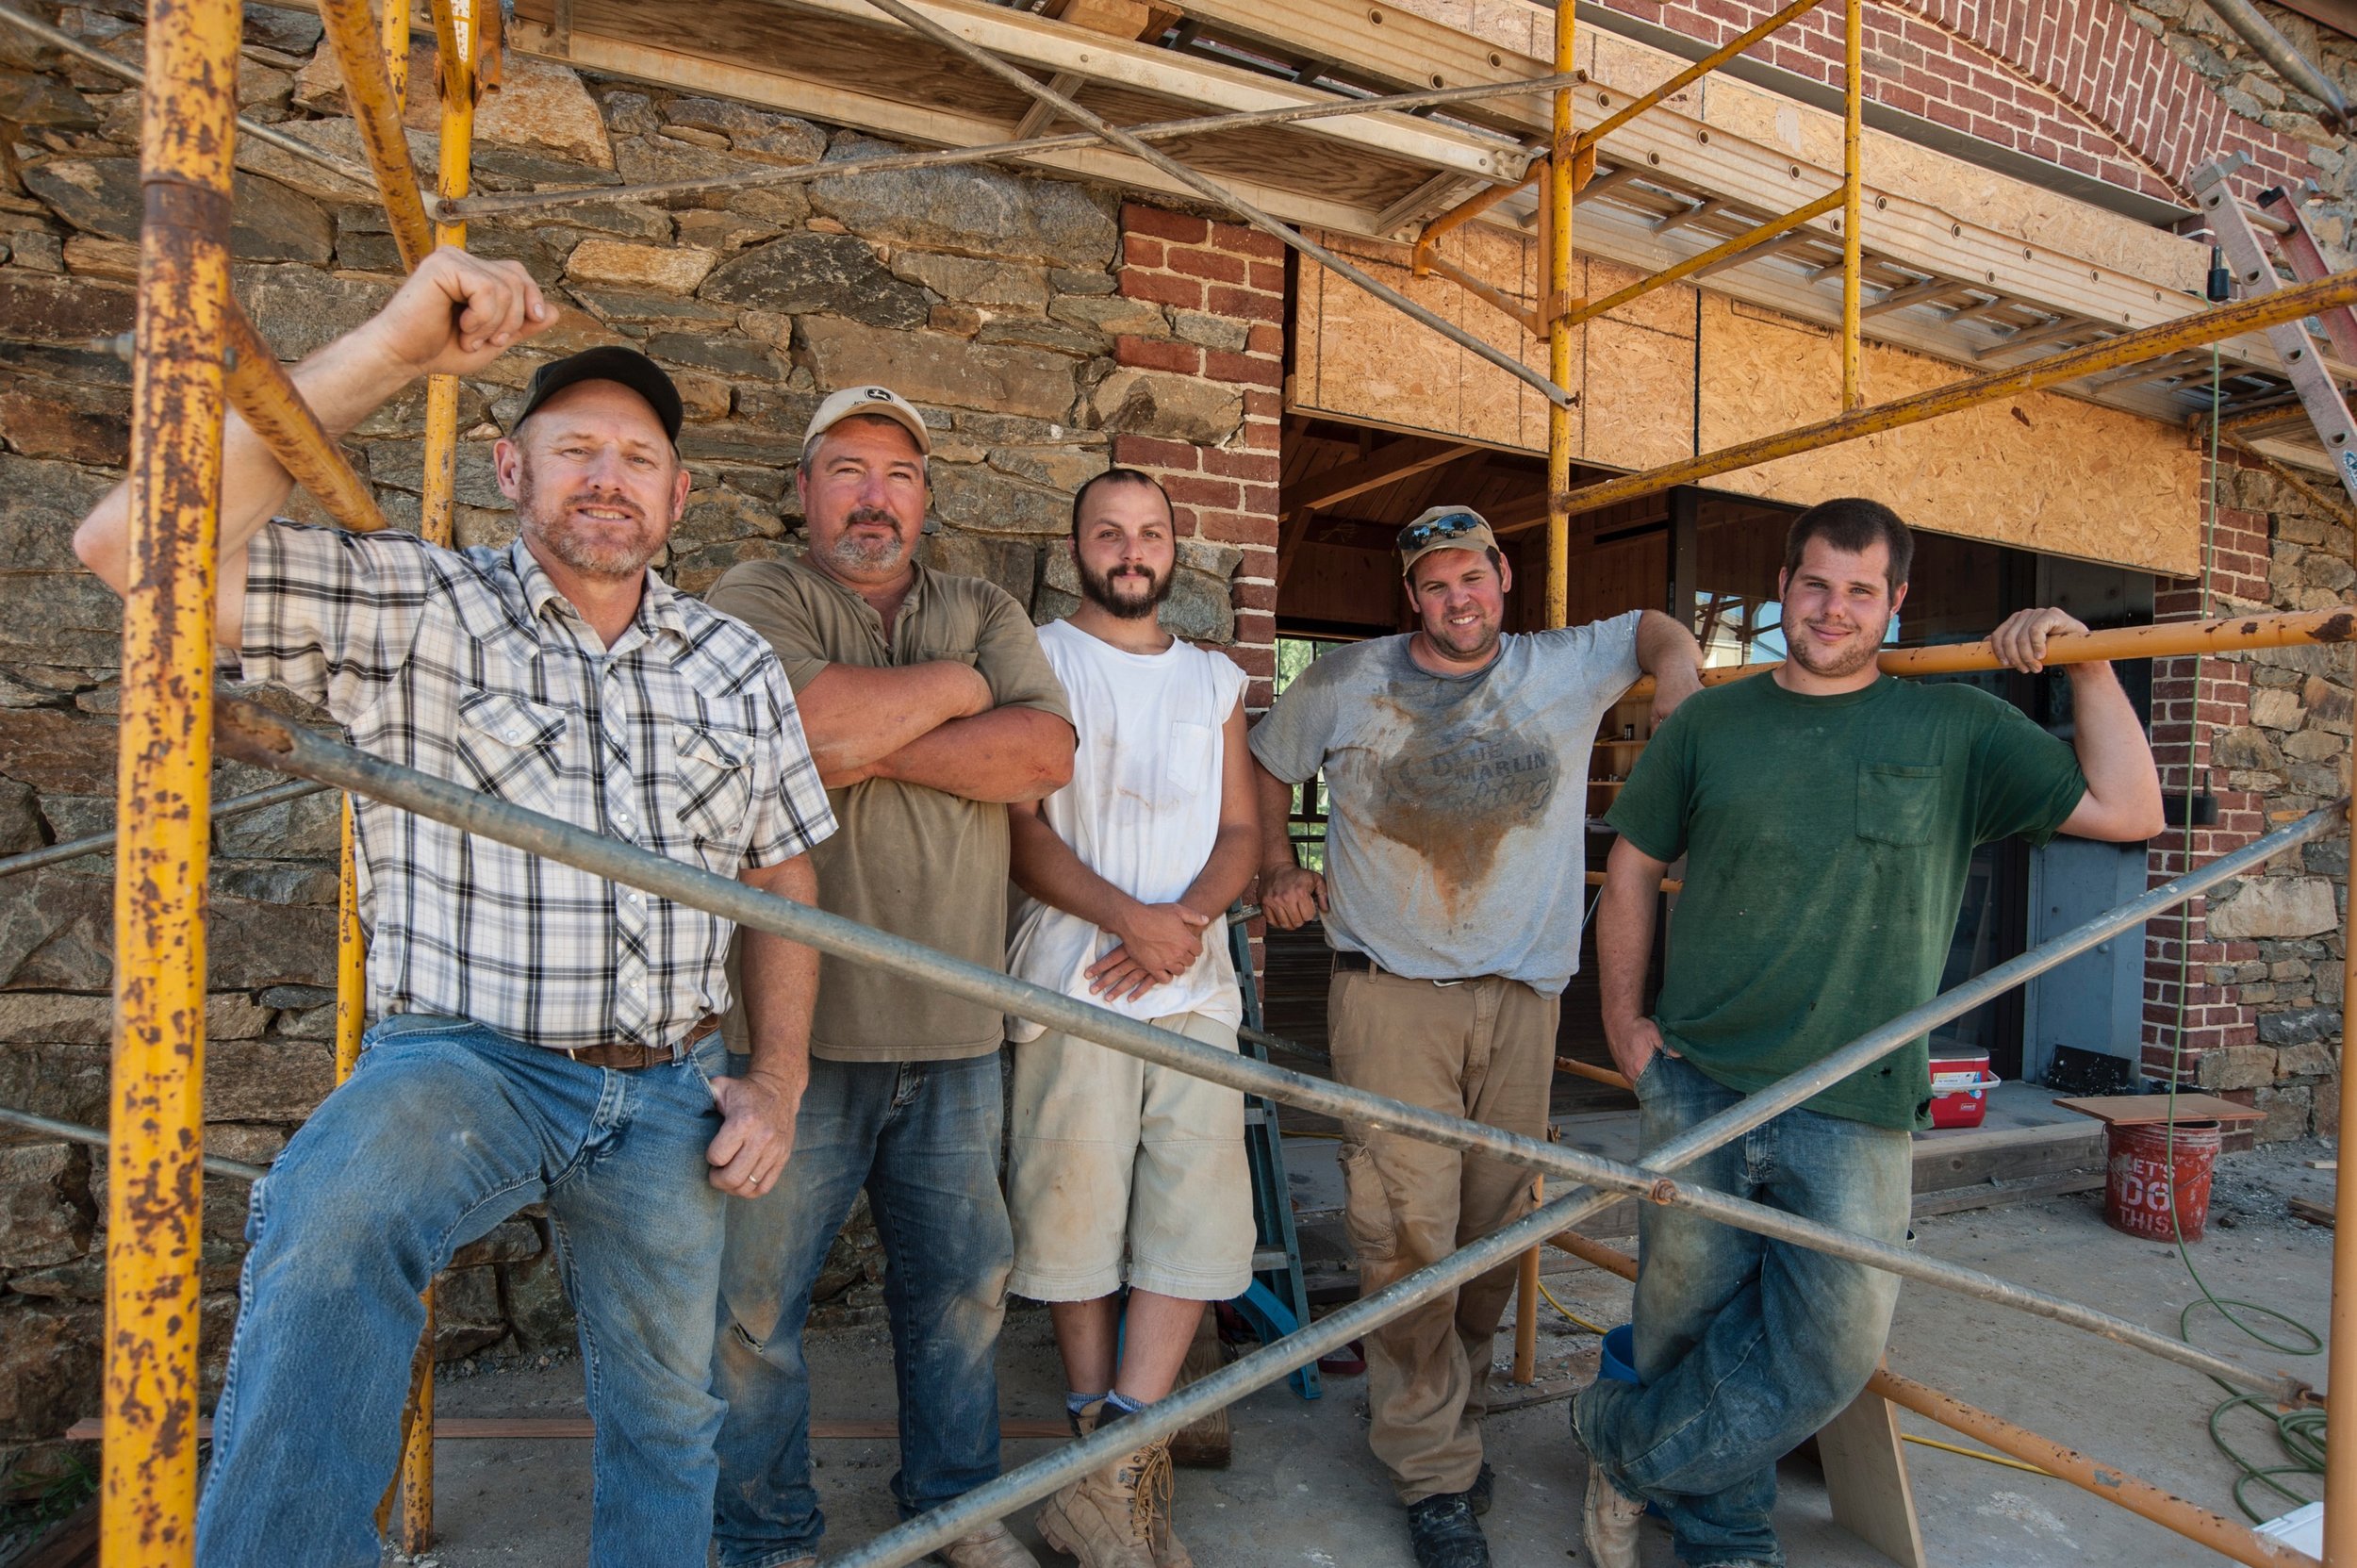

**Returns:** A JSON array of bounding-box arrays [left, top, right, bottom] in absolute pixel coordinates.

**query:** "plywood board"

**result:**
[[1294, 245, 2203, 576], [1294, 228, 1578, 460], [1693, 294, 2203, 577], [2053, 1094, 2269, 1126]]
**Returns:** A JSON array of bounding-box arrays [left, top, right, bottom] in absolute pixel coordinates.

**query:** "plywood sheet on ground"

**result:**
[[1693, 295, 2201, 577]]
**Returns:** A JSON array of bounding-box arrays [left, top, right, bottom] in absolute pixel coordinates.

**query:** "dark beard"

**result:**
[[1080, 558, 1172, 620]]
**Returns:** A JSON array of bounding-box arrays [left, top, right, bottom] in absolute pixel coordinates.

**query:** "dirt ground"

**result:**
[[351, 1133, 2341, 1568]]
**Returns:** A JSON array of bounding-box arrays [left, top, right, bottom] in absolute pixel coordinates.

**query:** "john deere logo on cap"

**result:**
[[865, 388, 893, 402]]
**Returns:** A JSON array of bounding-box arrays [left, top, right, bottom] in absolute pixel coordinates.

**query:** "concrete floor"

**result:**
[[387, 1137, 2338, 1568]]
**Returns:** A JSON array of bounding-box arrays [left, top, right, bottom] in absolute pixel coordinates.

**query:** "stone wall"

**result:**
[[0, 0, 1266, 1475], [2144, 458, 2352, 1142]]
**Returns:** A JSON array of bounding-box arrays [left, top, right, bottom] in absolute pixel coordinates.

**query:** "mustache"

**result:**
[[845, 506, 905, 529], [563, 491, 645, 521]]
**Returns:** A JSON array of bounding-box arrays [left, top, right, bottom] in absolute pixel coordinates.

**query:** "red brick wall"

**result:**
[[1594, 0, 2315, 203], [2141, 497, 2270, 1089], [1114, 204, 1284, 711]]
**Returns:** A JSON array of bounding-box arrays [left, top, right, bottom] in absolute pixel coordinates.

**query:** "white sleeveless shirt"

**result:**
[[1006, 619, 1249, 1039]]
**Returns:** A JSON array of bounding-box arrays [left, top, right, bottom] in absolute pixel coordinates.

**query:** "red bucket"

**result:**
[[2102, 1119, 2223, 1243]]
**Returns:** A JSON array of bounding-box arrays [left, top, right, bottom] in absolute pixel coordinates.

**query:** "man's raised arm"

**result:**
[[1633, 608, 1706, 730], [71, 247, 552, 645]]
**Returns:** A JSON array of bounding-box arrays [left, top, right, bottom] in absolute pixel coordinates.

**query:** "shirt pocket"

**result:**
[[1165, 719, 1215, 796], [670, 718, 758, 865], [453, 690, 569, 807], [1855, 762, 1942, 847]]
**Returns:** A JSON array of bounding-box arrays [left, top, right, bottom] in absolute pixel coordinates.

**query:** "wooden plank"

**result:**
[[2289, 1196, 2336, 1229], [1817, 1378, 1931, 1568], [507, 20, 1396, 236], [2053, 1094, 2271, 1127], [704, 0, 1525, 178], [1911, 1170, 2107, 1218], [1014, 72, 1085, 140]]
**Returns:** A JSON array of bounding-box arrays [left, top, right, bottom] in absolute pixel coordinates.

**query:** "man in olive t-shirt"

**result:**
[[1572, 499, 2163, 1568], [703, 386, 1075, 1568]]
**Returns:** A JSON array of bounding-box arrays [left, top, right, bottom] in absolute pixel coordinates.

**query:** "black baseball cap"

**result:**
[[514, 346, 684, 443]]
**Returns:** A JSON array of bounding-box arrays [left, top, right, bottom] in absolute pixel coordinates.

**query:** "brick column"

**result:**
[[1113, 204, 1284, 711], [2142, 499, 2269, 1095]]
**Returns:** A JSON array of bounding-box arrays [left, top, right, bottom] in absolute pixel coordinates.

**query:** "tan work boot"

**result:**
[[934, 1518, 1042, 1568], [1579, 1458, 1645, 1568], [1035, 1434, 1175, 1568], [1133, 1438, 1193, 1568]]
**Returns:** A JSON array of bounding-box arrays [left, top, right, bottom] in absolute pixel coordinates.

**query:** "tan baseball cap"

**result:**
[[801, 385, 932, 457], [1396, 505, 1501, 578]]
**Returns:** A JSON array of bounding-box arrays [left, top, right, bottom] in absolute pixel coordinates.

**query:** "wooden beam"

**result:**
[[741, 0, 1524, 180], [507, 20, 1392, 236], [1279, 439, 1475, 518]]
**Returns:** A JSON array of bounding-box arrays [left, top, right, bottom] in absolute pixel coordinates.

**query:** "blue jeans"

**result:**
[[196, 1015, 732, 1568], [1572, 1052, 1912, 1568], [712, 1053, 1014, 1568]]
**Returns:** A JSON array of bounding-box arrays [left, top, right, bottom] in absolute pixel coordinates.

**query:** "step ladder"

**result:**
[[1225, 913, 1321, 1400], [2188, 154, 2357, 503]]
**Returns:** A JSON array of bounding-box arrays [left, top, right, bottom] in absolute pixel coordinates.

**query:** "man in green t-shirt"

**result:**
[[1573, 498, 2164, 1568]]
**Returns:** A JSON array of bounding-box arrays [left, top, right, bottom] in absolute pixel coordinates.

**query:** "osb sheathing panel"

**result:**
[[1294, 228, 1577, 457], [1294, 239, 2202, 575], [1694, 295, 2202, 576]]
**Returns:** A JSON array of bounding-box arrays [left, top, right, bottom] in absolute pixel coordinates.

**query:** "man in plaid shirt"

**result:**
[[73, 247, 833, 1568]]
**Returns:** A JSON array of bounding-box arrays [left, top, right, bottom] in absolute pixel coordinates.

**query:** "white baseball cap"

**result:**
[[801, 385, 932, 457]]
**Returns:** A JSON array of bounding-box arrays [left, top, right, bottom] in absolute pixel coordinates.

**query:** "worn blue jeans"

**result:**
[[196, 1015, 732, 1568], [1572, 1051, 1912, 1567], [712, 1052, 1014, 1568]]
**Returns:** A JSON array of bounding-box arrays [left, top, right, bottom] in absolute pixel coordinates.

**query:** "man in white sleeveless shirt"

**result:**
[[1005, 468, 1261, 1568]]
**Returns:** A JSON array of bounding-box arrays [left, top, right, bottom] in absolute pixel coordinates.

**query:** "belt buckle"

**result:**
[[1432, 977, 1468, 988]]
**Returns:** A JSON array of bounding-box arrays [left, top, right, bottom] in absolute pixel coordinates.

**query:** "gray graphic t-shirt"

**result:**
[[1248, 613, 1642, 996]]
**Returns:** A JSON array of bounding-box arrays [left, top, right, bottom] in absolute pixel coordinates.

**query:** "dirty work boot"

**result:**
[[1467, 1461, 1494, 1517], [1405, 1491, 1488, 1568], [1035, 1435, 1166, 1568], [1579, 1458, 1645, 1568], [934, 1519, 1042, 1568], [1131, 1437, 1194, 1568]]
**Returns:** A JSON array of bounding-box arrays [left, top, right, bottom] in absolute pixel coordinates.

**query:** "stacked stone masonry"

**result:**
[[2144, 462, 2352, 1147], [0, 0, 1277, 1474]]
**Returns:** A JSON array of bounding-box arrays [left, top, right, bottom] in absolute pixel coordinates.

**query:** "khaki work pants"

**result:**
[[1327, 967, 1558, 1505]]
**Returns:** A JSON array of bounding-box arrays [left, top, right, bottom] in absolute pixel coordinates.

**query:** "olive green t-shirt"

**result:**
[[707, 556, 1073, 1062], [1607, 672, 2088, 1130]]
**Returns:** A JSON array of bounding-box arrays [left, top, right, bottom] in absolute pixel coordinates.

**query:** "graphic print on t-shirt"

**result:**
[[1356, 686, 1558, 918]]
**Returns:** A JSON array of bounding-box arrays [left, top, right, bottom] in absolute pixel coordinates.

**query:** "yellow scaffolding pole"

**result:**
[[387, 2, 477, 1543], [102, 0, 241, 1561], [1841, 0, 1863, 407]]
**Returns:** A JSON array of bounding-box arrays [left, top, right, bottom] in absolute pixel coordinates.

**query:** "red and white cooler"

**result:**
[[1927, 1051, 2000, 1130]]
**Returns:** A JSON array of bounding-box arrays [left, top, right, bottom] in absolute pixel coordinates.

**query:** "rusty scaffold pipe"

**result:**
[[104, 0, 243, 1560], [1618, 605, 2357, 701]]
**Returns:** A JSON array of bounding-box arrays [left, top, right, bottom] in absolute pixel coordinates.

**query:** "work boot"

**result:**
[[1133, 1437, 1195, 1568], [1579, 1458, 1645, 1568], [1405, 1490, 1489, 1568], [1468, 1461, 1494, 1517], [1035, 1434, 1173, 1568], [934, 1519, 1042, 1568]]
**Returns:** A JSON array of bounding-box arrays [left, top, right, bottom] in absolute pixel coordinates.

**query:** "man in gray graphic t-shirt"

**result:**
[[1249, 506, 1703, 1568]]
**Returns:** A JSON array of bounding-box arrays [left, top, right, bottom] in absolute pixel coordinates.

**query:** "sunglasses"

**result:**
[[1396, 512, 1485, 553]]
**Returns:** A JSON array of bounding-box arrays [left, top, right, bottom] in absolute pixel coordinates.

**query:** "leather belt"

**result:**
[[1331, 950, 1477, 987], [558, 1014, 722, 1071]]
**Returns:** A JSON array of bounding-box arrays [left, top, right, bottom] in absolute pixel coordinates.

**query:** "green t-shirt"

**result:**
[[1606, 672, 2089, 1130]]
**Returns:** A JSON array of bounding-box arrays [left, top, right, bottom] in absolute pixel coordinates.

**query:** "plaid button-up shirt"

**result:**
[[240, 522, 835, 1053]]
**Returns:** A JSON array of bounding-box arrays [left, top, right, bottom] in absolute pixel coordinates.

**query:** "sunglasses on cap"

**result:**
[[1396, 512, 1486, 552]]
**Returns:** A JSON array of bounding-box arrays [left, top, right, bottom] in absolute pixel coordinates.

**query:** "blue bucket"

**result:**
[[1601, 1324, 1638, 1385]]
